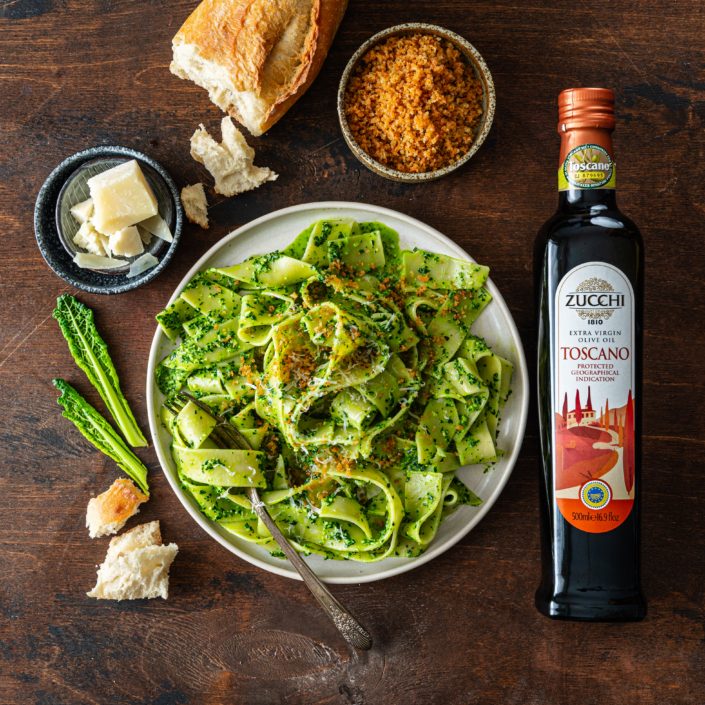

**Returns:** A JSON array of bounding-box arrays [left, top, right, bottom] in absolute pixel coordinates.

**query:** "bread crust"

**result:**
[[172, 0, 348, 134], [86, 478, 148, 538]]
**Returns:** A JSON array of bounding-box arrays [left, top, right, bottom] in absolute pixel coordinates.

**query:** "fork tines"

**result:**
[[164, 391, 253, 451]]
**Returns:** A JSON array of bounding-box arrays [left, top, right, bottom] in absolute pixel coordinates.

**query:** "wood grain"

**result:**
[[1, 1, 704, 703]]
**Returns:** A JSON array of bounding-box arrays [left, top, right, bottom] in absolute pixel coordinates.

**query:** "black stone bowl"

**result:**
[[34, 145, 183, 294]]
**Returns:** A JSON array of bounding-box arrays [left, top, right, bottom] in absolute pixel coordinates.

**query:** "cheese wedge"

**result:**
[[74, 221, 109, 256], [127, 253, 159, 278], [109, 225, 145, 257], [139, 214, 173, 243], [73, 253, 126, 270], [87, 160, 158, 234], [70, 198, 94, 225]]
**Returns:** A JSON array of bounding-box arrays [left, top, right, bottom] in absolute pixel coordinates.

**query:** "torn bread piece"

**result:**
[[170, 0, 348, 136], [86, 478, 148, 539], [105, 520, 162, 559], [87, 521, 178, 601], [181, 183, 209, 229], [190, 117, 277, 197]]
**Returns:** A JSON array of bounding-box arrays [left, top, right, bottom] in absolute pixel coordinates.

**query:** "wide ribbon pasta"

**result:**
[[155, 219, 513, 561]]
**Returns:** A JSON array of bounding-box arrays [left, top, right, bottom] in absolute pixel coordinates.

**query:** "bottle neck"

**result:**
[[557, 126, 616, 210]]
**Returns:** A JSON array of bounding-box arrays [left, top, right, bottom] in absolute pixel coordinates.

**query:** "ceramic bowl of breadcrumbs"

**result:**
[[338, 23, 496, 183]]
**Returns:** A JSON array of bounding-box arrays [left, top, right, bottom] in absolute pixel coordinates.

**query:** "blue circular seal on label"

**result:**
[[580, 480, 611, 510]]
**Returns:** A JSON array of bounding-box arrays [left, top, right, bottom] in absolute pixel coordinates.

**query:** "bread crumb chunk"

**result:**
[[86, 478, 148, 539], [87, 521, 178, 601], [190, 117, 277, 197], [181, 183, 209, 229]]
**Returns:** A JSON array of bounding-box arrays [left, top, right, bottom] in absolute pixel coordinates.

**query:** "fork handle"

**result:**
[[247, 489, 372, 651], [175, 394, 372, 650]]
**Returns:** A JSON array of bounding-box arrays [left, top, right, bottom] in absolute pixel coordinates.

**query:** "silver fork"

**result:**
[[164, 391, 373, 651]]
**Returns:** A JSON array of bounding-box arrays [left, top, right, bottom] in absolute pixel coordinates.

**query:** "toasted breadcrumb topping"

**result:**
[[344, 33, 484, 173]]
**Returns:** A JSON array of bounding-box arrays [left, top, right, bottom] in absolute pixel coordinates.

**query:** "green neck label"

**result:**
[[559, 143, 616, 191]]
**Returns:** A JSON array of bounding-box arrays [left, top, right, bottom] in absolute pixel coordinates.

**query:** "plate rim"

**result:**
[[146, 201, 529, 584]]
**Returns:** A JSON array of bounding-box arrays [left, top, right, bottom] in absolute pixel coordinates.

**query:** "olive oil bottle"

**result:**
[[534, 88, 646, 621]]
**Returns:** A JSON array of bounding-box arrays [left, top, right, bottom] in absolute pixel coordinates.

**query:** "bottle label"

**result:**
[[553, 262, 635, 533], [558, 143, 616, 191]]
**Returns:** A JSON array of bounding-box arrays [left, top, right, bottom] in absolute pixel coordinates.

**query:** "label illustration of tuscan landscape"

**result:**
[[553, 262, 635, 533]]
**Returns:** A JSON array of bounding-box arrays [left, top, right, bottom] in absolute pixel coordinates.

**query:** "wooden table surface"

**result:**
[[2, 1, 704, 703]]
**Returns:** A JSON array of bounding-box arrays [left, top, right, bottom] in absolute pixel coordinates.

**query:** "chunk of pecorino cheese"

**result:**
[[74, 221, 109, 256], [139, 214, 173, 243], [109, 225, 145, 257], [87, 160, 158, 234], [70, 198, 94, 225]]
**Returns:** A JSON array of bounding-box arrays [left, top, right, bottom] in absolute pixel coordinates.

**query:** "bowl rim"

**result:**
[[337, 22, 496, 183], [34, 145, 183, 295], [146, 201, 529, 584]]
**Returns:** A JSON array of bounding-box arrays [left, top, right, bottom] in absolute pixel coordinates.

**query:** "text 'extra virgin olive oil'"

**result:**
[[534, 88, 646, 621]]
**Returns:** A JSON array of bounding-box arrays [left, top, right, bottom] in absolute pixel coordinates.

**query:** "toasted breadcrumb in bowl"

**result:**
[[337, 24, 496, 183]]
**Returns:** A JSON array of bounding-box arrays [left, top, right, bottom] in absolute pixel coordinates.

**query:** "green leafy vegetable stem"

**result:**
[[53, 379, 149, 495], [52, 294, 147, 447]]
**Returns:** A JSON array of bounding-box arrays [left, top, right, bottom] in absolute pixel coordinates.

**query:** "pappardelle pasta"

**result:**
[[155, 218, 513, 561]]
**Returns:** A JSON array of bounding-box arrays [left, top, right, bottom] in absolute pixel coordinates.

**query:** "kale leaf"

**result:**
[[53, 294, 147, 447], [53, 379, 149, 494]]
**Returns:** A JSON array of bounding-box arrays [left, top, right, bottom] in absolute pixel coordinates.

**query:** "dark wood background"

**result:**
[[2, 1, 704, 703]]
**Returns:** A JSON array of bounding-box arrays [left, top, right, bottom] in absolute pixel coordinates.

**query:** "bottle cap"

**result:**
[[558, 88, 615, 132]]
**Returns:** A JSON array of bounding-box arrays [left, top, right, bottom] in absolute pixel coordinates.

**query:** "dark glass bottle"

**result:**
[[534, 88, 646, 621]]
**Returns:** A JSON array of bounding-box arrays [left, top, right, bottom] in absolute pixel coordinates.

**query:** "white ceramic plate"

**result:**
[[147, 202, 528, 584]]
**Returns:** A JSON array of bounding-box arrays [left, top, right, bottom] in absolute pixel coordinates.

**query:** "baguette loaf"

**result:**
[[170, 0, 348, 136]]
